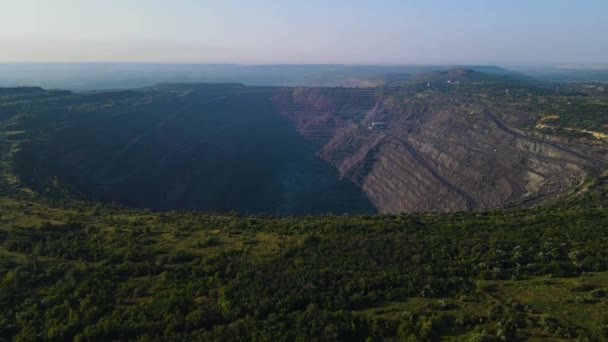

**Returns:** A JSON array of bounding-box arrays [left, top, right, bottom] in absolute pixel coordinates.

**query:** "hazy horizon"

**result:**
[[2, 0, 607, 65], [2, 62, 608, 68]]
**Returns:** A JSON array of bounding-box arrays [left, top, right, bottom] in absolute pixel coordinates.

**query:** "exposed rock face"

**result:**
[[273, 88, 595, 213]]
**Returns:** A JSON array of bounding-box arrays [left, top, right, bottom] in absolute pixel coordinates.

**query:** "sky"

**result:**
[[1, 0, 607, 65]]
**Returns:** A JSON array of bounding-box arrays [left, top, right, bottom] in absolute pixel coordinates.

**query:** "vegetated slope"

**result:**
[[1, 173, 608, 340], [4, 78, 607, 214], [9, 85, 374, 215]]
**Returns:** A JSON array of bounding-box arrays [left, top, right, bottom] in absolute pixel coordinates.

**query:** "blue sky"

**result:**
[[1, 0, 607, 65]]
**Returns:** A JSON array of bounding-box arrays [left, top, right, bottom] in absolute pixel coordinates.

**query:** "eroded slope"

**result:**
[[10, 85, 374, 215], [4, 83, 605, 214], [273, 88, 601, 212]]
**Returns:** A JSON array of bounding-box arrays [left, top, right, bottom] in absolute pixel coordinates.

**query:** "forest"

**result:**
[[0, 172, 607, 340]]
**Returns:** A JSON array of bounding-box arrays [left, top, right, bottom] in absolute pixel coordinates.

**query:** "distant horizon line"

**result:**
[[1, 62, 607, 69]]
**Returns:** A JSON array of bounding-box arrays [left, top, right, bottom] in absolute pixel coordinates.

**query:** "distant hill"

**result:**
[[0, 63, 526, 90], [0, 86, 45, 95], [449, 65, 523, 75], [412, 68, 523, 82], [372, 67, 532, 86]]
